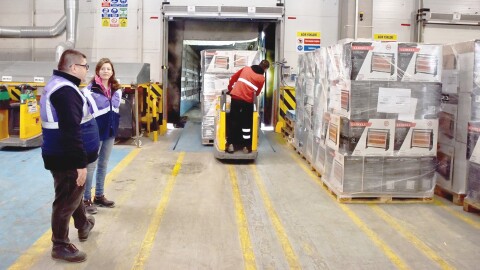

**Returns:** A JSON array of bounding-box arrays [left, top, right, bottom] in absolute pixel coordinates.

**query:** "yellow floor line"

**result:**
[[8, 148, 141, 270], [289, 151, 409, 270], [433, 199, 480, 230], [131, 152, 185, 270], [249, 165, 301, 269], [370, 205, 455, 270], [228, 165, 257, 270]]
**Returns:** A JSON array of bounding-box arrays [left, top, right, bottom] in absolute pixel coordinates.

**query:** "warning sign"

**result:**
[[120, 18, 128, 27], [296, 32, 321, 52], [101, 0, 128, 27], [374, 33, 397, 41]]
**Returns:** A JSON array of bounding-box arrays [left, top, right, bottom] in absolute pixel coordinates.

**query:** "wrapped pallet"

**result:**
[[200, 50, 260, 144], [295, 40, 443, 201], [436, 40, 479, 205]]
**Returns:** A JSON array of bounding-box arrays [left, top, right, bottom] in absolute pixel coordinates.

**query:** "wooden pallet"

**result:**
[[321, 180, 433, 204], [285, 118, 294, 129], [290, 141, 321, 176], [281, 126, 293, 138], [434, 185, 466, 206], [463, 198, 480, 214]]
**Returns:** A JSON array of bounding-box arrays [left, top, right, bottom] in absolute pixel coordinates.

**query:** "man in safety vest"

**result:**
[[40, 49, 99, 263], [226, 59, 270, 153]]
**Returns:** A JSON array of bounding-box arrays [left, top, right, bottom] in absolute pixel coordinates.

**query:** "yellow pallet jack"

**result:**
[[0, 84, 42, 148], [213, 91, 258, 160]]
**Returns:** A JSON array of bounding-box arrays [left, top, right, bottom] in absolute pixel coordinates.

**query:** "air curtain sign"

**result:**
[[296, 32, 321, 52], [101, 0, 128, 28]]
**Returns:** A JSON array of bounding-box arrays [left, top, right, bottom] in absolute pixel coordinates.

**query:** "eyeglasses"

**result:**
[[75, 63, 89, 71]]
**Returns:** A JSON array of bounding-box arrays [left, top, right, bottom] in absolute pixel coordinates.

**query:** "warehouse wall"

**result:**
[[0, 0, 337, 83], [422, 0, 480, 43], [372, 0, 416, 42], [0, 0, 479, 82]]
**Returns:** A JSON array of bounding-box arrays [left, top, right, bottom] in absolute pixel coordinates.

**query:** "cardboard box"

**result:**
[[326, 113, 341, 150], [324, 146, 337, 188], [331, 153, 364, 193], [436, 143, 454, 190], [418, 156, 436, 192], [438, 96, 457, 146], [383, 157, 421, 193], [398, 43, 442, 82], [467, 161, 480, 202], [442, 41, 476, 94], [345, 41, 398, 81], [363, 156, 384, 192], [441, 69, 459, 94], [339, 118, 395, 156], [452, 141, 468, 194], [202, 50, 260, 74], [394, 119, 438, 156], [313, 139, 326, 175], [467, 121, 480, 164]]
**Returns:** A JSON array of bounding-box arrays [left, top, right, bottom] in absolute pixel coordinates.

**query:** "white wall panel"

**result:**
[[423, 0, 480, 13], [372, 0, 415, 42], [283, 0, 339, 72], [161, 0, 277, 6], [373, 0, 414, 19], [424, 26, 480, 44], [421, 0, 480, 44], [285, 0, 338, 17]]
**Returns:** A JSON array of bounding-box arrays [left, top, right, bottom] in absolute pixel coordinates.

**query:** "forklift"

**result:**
[[213, 91, 259, 160], [0, 84, 42, 148]]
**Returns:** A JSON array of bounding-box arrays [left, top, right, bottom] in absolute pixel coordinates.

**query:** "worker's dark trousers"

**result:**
[[50, 169, 89, 247], [228, 98, 254, 149]]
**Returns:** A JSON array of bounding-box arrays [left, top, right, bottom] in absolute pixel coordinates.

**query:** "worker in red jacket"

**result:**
[[226, 59, 270, 153]]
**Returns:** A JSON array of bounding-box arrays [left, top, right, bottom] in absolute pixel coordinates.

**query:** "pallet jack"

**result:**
[[0, 84, 42, 148], [213, 91, 258, 160]]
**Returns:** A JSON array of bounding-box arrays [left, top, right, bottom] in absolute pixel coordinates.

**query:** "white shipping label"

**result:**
[[398, 98, 417, 122], [406, 180, 415, 190], [442, 69, 458, 85], [377, 87, 412, 114], [385, 180, 395, 190]]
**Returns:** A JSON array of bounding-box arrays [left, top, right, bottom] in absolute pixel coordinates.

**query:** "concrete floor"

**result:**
[[2, 114, 480, 269]]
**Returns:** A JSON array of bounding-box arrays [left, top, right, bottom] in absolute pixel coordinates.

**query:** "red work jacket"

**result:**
[[227, 66, 265, 103]]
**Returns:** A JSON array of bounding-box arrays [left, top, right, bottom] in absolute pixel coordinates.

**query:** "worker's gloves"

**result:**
[[111, 89, 123, 108]]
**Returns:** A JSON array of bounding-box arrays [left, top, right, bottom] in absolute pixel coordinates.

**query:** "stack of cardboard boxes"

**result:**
[[464, 40, 480, 206], [436, 41, 474, 200], [296, 40, 442, 199], [200, 50, 260, 144]]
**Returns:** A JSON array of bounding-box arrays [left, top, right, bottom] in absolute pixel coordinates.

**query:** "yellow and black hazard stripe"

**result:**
[[276, 86, 295, 132], [145, 83, 165, 140], [7, 85, 23, 102]]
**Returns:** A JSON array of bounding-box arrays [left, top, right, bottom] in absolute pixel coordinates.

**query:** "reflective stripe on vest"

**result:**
[[94, 106, 119, 117], [42, 114, 94, 129], [42, 82, 93, 129], [238, 77, 258, 91], [83, 88, 100, 116]]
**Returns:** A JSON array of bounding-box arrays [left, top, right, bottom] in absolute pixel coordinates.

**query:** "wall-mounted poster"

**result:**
[[101, 0, 128, 28]]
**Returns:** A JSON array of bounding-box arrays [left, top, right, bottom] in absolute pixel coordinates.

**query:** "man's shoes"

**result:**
[[227, 144, 234, 153], [84, 199, 97, 215], [51, 243, 86, 263], [94, 195, 115, 208], [78, 216, 95, 242], [243, 147, 251, 154]]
